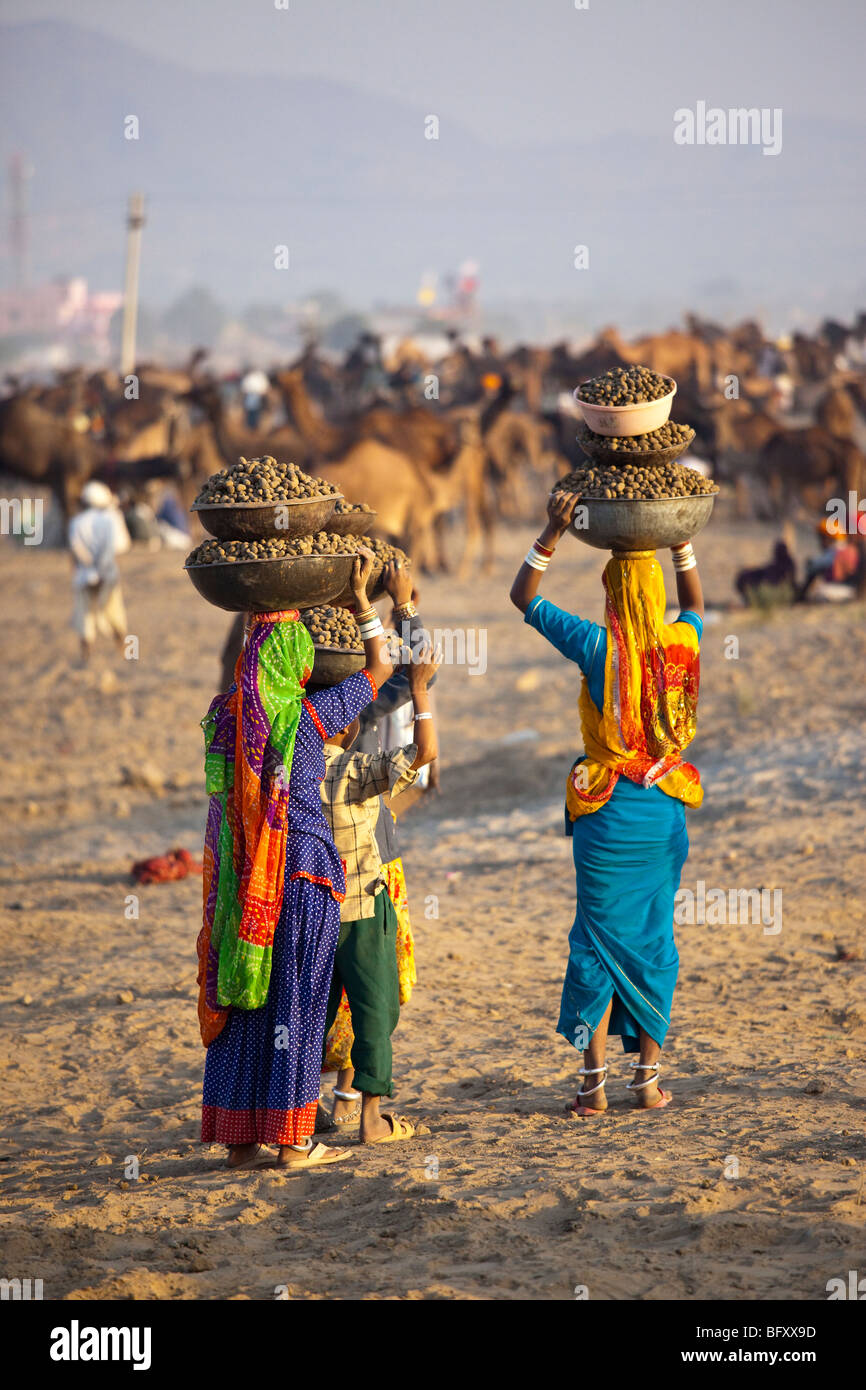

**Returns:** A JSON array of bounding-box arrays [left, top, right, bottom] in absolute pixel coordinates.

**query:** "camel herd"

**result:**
[[2, 313, 865, 572]]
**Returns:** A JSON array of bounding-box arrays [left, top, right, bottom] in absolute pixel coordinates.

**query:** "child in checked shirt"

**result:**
[[317, 639, 439, 1144]]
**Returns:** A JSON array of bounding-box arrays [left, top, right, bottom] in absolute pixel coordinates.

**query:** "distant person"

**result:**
[[68, 481, 130, 663], [152, 483, 191, 550], [240, 367, 269, 430], [735, 539, 797, 605], [797, 518, 861, 602]]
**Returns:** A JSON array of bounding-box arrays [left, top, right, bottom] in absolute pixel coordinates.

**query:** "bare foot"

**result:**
[[226, 1143, 263, 1169], [573, 1088, 608, 1113], [331, 1093, 361, 1126], [630, 1065, 669, 1109]]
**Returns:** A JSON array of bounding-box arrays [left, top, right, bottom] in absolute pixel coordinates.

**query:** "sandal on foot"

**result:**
[[364, 1113, 416, 1144], [571, 1065, 608, 1116], [627, 1062, 672, 1110], [274, 1139, 352, 1169]]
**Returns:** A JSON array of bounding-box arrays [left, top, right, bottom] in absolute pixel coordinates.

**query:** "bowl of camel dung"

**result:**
[[191, 456, 342, 540], [553, 463, 719, 552], [331, 537, 410, 607], [184, 535, 358, 613], [575, 365, 676, 437], [301, 606, 367, 684], [576, 421, 696, 469], [567, 495, 717, 552], [328, 501, 379, 537]]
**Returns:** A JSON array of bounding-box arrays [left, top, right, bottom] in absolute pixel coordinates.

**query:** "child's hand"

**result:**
[[352, 547, 375, 605], [383, 559, 413, 607], [409, 641, 442, 691]]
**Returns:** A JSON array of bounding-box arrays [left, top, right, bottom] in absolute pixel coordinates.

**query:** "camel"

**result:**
[[278, 366, 519, 573], [0, 393, 100, 516], [815, 385, 858, 440], [314, 439, 438, 559], [184, 381, 307, 471], [759, 427, 865, 515], [275, 366, 456, 472]]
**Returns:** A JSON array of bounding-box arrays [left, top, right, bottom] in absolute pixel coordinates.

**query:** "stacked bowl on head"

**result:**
[[184, 456, 409, 680], [184, 456, 380, 612], [556, 366, 719, 553]]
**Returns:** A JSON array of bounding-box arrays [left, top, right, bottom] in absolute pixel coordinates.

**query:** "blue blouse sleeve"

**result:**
[[524, 596, 604, 677], [305, 669, 377, 737], [676, 610, 704, 643]]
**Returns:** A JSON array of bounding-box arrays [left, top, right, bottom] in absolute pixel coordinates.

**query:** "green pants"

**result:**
[[323, 887, 400, 1097]]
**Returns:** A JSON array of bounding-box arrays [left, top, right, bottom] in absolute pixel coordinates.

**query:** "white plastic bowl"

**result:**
[[576, 377, 676, 437]]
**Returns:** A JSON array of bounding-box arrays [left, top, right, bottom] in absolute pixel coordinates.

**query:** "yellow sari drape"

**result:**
[[566, 552, 703, 820]]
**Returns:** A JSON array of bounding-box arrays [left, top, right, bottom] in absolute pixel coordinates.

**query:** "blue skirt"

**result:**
[[558, 782, 688, 1053], [201, 877, 340, 1146]]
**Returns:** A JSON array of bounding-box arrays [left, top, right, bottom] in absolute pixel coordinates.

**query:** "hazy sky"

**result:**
[[2, 0, 864, 146], [1, 0, 864, 335]]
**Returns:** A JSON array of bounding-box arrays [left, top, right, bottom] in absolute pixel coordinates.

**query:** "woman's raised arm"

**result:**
[[509, 490, 581, 613], [671, 541, 704, 618]]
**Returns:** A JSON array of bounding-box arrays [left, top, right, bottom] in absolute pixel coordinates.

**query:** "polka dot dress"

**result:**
[[201, 670, 377, 1147]]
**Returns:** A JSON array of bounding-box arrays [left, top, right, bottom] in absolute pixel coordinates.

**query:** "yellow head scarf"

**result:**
[[566, 551, 703, 819]]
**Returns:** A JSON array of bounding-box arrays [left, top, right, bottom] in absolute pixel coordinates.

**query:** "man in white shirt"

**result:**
[[68, 480, 129, 662]]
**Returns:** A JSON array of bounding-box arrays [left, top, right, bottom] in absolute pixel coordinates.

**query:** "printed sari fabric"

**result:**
[[200, 668, 380, 1146], [197, 610, 313, 1047], [322, 857, 416, 1072], [566, 552, 702, 820]]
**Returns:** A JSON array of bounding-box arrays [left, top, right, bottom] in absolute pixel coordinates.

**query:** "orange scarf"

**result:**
[[566, 552, 702, 819]]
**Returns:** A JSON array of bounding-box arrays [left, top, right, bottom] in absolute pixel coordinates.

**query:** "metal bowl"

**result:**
[[567, 493, 717, 552], [576, 378, 676, 437], [184, 552, 358, 613], [307, 645, 366, 687], [576, 426, 695, 469], [329, 508, 378, 537], [190, 493, 342, 540]]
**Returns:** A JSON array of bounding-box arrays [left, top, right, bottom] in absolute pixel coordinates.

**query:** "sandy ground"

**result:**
[[1, 513, 864, 1301]]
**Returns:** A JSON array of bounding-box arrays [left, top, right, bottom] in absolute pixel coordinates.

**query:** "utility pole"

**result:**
[[120, 192, 145, 376]]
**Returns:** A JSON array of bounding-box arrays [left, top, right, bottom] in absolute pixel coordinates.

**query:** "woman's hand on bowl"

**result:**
[[382, 558, 413, 606], [546, 489, 581, 539], [351, 547, 375, 605]]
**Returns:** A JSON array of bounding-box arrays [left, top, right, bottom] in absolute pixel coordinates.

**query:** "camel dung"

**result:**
[[186, 531, 358, 565], [194, 455, 341, 505], [553, 461, 719, 501], [301, 605, 364, 652], [576, 364, 672, 406]]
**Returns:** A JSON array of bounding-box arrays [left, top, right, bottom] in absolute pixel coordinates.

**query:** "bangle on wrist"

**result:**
[[524, 540, 552, 572], [393, 601, 417, 620], [672, 542, 696, 572], [413, 710, 433, 721], [534, 537, 555, 556]]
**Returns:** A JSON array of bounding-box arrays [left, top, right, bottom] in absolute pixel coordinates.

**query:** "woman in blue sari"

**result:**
[[510, 491, 705, 1114]]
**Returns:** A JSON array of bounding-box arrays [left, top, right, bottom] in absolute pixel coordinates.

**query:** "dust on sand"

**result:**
[[1, 520, 864, 1300]]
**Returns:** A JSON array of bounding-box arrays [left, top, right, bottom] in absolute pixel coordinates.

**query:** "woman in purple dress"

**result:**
[[198, 552, 394, 1169]]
